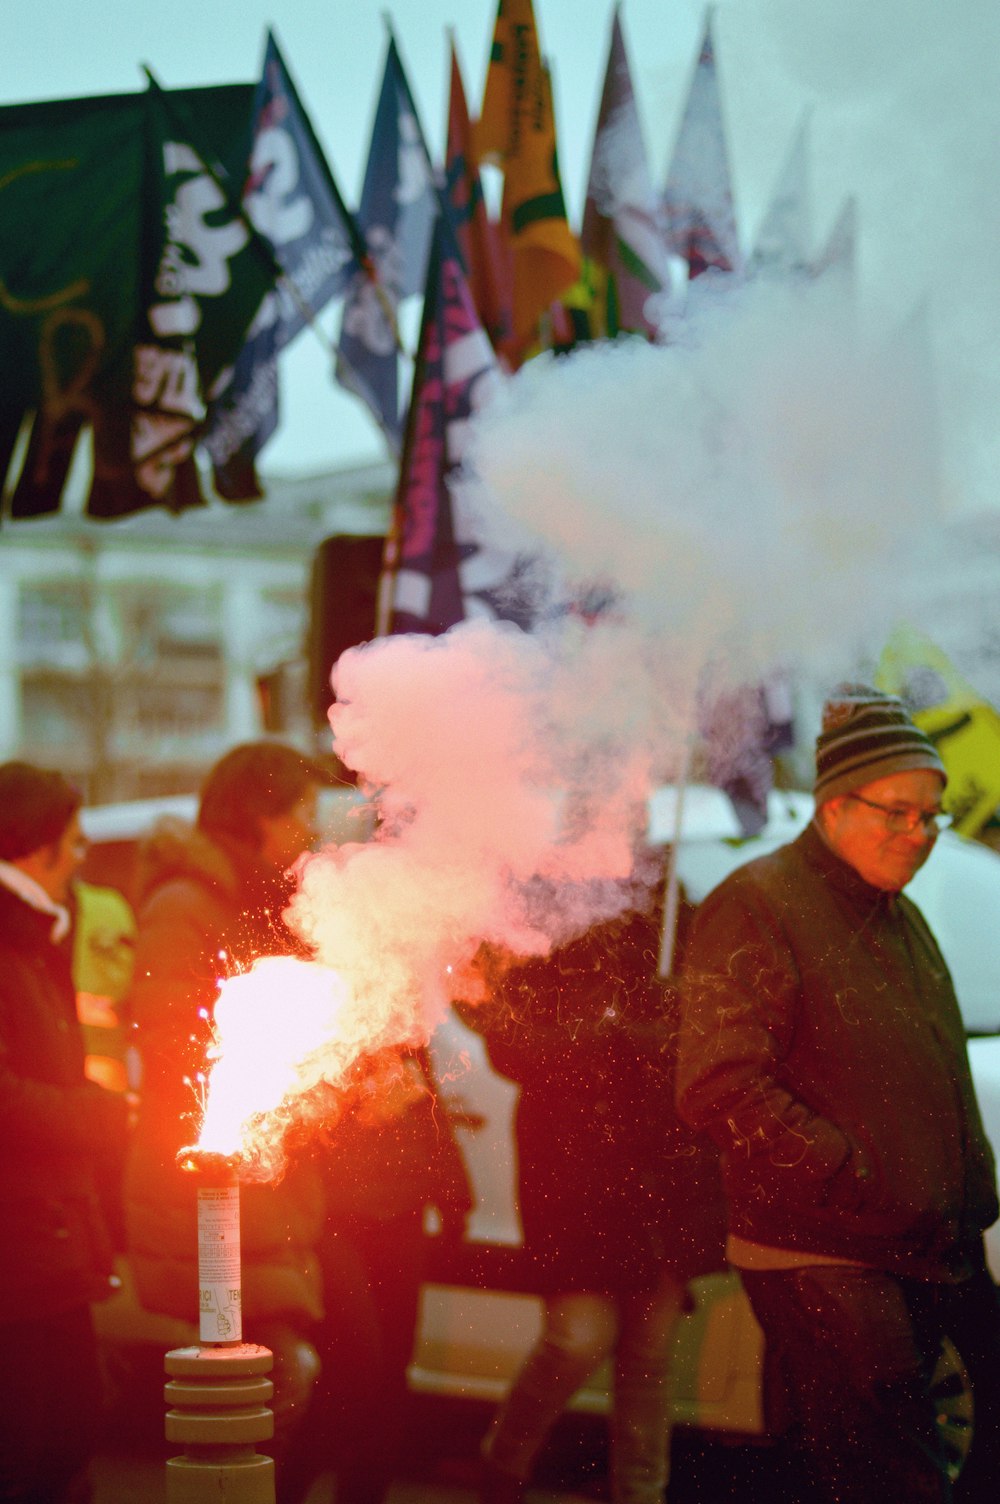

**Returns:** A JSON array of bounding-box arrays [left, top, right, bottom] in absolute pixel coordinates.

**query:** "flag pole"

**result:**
[[657, 738, 693, 977]]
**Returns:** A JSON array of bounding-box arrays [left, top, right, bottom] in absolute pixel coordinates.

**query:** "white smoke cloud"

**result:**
[[213, 272, 973, 1173], [466, 276, 942, 683]]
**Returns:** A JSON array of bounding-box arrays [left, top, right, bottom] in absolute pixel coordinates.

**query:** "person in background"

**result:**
[[69, 875, 138, 1251], [279, 1043, 474, 1504], [71, 876, 137, 1097], [0, 761, 128, 1504], [677, 685, 1000, 1503], [122, 741, 338, 1503], [460, 886, 726, 1504]]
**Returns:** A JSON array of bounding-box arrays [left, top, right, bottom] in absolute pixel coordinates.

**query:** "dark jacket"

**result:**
[[676, 822, 998, 1282], [314, 1046, 473, 1231], [123, 818, 324, 1326], [466, 904, 726, 1295], [0, 883, 125, 1322]]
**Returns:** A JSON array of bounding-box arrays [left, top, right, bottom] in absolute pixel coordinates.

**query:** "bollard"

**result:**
[[164, 1342, 276, 1503], [164, 1149, 276, 1500]]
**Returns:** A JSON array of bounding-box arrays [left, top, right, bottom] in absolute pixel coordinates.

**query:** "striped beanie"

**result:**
[[814, 684, 946, 804]]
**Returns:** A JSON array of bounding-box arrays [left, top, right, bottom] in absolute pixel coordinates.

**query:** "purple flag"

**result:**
[[386, 220, 534, 635]]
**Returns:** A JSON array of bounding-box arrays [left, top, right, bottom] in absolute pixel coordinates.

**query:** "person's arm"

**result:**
[[0, 1031, 126, 1157], [675, 877, 861, 1192], [126, 881, 220, 1090]]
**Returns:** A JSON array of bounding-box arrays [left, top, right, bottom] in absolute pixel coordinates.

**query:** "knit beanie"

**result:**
[[813, 684, 946, 805], [0, 761, 82, 861]]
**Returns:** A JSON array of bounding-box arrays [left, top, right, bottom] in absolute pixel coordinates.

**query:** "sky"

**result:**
[[6, 0, 1000, 516]]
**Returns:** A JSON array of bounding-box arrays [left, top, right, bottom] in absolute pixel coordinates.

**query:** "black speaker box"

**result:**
[[308, 534, 386, 724]]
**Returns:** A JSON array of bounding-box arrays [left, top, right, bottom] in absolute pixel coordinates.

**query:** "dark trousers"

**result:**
[[277, 1212, 426, 1504], [0, 1306, 102, 1504], [742, 1263, 1000, 1504]]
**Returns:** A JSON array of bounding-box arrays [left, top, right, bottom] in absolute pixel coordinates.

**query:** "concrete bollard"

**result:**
[[164, 1342, 276, 1503]]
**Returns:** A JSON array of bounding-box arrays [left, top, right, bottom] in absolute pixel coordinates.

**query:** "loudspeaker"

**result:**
[[308, 535, 386, 725]]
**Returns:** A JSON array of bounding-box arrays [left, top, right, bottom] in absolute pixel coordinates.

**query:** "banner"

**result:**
[[475, 0, 580, 357], [580, 6, 675, 340], [662, 13, 742, 283], [878, 625, 1000, 837], [97, 76, 274, 517], [385, 219, 533, 635], [336, 34, 440, 452], [0, 81, 265, 520], [205, 29, 362, 500]]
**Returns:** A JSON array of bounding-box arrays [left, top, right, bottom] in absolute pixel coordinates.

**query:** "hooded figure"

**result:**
[[123, 743, 336, 1499]]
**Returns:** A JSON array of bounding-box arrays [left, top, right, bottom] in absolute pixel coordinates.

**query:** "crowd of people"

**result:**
[[1, 683, 998, 1503]]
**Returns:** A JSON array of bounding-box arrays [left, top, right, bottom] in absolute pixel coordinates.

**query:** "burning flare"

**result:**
[[193, 956, 355, 1174]]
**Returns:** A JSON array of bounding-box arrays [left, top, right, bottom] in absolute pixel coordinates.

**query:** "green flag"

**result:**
[[0, 81, 267, 520]]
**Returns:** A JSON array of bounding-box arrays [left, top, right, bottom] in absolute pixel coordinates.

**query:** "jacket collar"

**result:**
[[797, 819, 898, 915], [0, 861, 71, 941]]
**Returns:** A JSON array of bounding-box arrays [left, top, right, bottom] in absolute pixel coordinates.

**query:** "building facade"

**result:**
[[0, 461, 393, 802]]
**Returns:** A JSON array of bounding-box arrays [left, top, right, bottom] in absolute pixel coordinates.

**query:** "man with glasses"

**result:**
[[676, 685, 1000, 1503]]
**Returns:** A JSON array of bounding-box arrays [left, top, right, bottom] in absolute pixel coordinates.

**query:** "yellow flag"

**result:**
[[475, 1, 581, 353], [877, 624, 1000, 837]]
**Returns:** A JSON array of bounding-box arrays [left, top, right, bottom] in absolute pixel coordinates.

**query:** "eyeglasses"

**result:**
[[847, 793, 952, 835]]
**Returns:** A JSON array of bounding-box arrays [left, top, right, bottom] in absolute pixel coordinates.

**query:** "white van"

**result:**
[[82, 787, 1000, 1454]]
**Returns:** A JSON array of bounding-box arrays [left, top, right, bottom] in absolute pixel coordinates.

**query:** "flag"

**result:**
[[385, 219, 534, 635], [443, 36, 514, 361], [87, 77, 273, 518], [0, 82, 258, 520], [662, 12, 742, 283], [336, 34, 440, 452], [580, 5, 675, 340], [699, 673, 796, 837], [877, 625, 1000, 837], [809, 195, 857, 285], [475, 0, 581, 357], [749, 111, 812, 280], [204, 29, 363, 501]]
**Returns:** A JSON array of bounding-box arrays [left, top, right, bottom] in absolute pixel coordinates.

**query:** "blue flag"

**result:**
[[336, 35, 440, 453], [205, 29, 362, 499]]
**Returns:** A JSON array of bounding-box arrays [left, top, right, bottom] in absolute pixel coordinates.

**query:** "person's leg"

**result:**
[[0, 1306, 102, 1504], [742, 1267, 952, 1504], [611, 1274, 686, 1504], [339, 1213, 425, 1504], [291, 1213, 425, 1504], [939, 1265, 1000, 1504], [254, 1319, 321, 1504], [483, 1291, 619, 1488]]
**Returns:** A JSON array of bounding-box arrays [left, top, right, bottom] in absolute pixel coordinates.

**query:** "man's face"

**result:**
[[819, 769, 947, 892], [38, 811, 87, 905]]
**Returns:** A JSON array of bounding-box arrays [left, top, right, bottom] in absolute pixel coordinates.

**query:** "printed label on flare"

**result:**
[[197, 1185, 242, 1342]]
